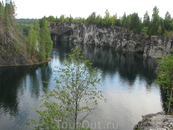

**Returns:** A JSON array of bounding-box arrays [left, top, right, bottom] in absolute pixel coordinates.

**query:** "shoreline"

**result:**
[[0, 58, 52, 67]]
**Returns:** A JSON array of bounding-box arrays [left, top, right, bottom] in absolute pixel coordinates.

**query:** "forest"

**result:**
[[17, 6, 173, 38], [0, 1, 53, 62]]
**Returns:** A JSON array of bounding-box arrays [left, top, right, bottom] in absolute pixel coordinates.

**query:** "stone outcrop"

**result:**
[[0, 27, 49, 66], [133, 112, 173, 130], [50, 22, 173, 58]]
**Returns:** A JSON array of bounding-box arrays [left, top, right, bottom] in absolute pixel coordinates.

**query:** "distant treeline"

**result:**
[[19, 6, 173, 38], [17, 18, 36, 24]]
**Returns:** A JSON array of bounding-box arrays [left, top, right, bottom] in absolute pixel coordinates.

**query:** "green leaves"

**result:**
[[39, 18, 53, 60], [156, 53, 173, 114], [27, 46, 105, 129], [27, 18, 53, 61]]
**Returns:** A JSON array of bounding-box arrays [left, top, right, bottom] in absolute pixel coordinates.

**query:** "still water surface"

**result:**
[[0, 43, 163, 130]]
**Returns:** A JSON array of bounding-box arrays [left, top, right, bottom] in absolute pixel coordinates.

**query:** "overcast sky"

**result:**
[[9, 0, 173, 19]]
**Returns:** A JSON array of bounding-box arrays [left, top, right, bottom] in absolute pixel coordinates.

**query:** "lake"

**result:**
[[0, 42, 163, 130]]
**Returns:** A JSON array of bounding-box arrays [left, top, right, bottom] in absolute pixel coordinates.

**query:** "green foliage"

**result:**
[[0, 1, 16, 27], [27, 47, 104, 130], [26, 101, 63, 130], [102, 10, 112, 27], [47, 15, 55, 22], [121, 13, 127, 27], [40, 18, 53, 59], [141, 27, 148, 34], [4, 3, 10, 26], [147, 6, 160, 36], [156, 52, 173, 114], [143, 11, 150, 27], [28, 25, 36, 55], [26, 18, 53, 61], [86, 12, 96, 23], [4, 2, 16, 27], [130, 13, 141, 33], [0, 1, 4, 24], [115, 18, 121, 26], [59, 15, 65, 23], [17, 23, 30, 35], [83, 10, 117, 27], [42, 7, 173, 36], [27, 21, 41, 56], [125, 15, 131, 29], [16, 18, 36, 24]]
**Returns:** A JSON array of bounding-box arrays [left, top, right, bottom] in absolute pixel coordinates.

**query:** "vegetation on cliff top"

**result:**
[[40, 6, 173, 37]]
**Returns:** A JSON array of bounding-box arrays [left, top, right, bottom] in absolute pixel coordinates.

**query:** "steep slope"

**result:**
[[0, 27, 41, 66]]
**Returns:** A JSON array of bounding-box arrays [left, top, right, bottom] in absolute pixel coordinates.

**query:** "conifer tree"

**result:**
[[148, 6, 160, 36], [8, 1, 15, 26], [143, 11, 150, 27], [121, 12, 127, 28], [130, 13, 141, 33], [164, 11, 172, 31], [0, 1, 4, 25], [4, 3, 10, 26], [124, 15, 131, 29]]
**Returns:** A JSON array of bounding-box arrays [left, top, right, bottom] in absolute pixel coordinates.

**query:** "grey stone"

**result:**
[[50, 22, 173, 58]]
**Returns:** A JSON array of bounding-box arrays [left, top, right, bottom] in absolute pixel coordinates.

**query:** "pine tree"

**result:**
[[124, 15, 131, 29], [148, 6, 160, 36], [0, 1, 4, 25], [121, 12, 127, 28], [4, 3, 10, 26], [164, 11, 172, 31], [143, 11, 150, 27], [130, 13, 141, 33], [8, 1, 15, 26]]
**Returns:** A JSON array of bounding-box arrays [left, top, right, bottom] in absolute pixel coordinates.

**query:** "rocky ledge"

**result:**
[[133, 112, 173, 130], [50, 22, 173, 58]]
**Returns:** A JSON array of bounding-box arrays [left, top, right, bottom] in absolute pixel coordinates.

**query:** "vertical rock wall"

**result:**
[[50, 22, 173, 58]]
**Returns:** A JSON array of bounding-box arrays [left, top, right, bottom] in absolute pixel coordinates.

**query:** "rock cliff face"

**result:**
[[0, 28, 31, 66], [50, 22, 173, 58], [0, 27, 47, 66]]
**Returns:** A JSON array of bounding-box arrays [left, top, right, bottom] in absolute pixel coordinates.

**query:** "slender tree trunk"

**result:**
[[75, 98, 78, 129], [168, 89, 173, 114]]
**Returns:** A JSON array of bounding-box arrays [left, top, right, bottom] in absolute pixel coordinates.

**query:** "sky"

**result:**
[[7, 0, 173, 19]]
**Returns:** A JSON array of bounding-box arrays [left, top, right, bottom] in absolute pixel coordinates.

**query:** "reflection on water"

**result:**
[[0, 42, 163, 130], [80, 45, 157, 87]]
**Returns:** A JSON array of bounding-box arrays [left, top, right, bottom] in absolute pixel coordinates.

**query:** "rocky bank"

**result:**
[[50, 22, 173, 58], [0, 27, 49, 66], [133, 112, 173, 130]]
